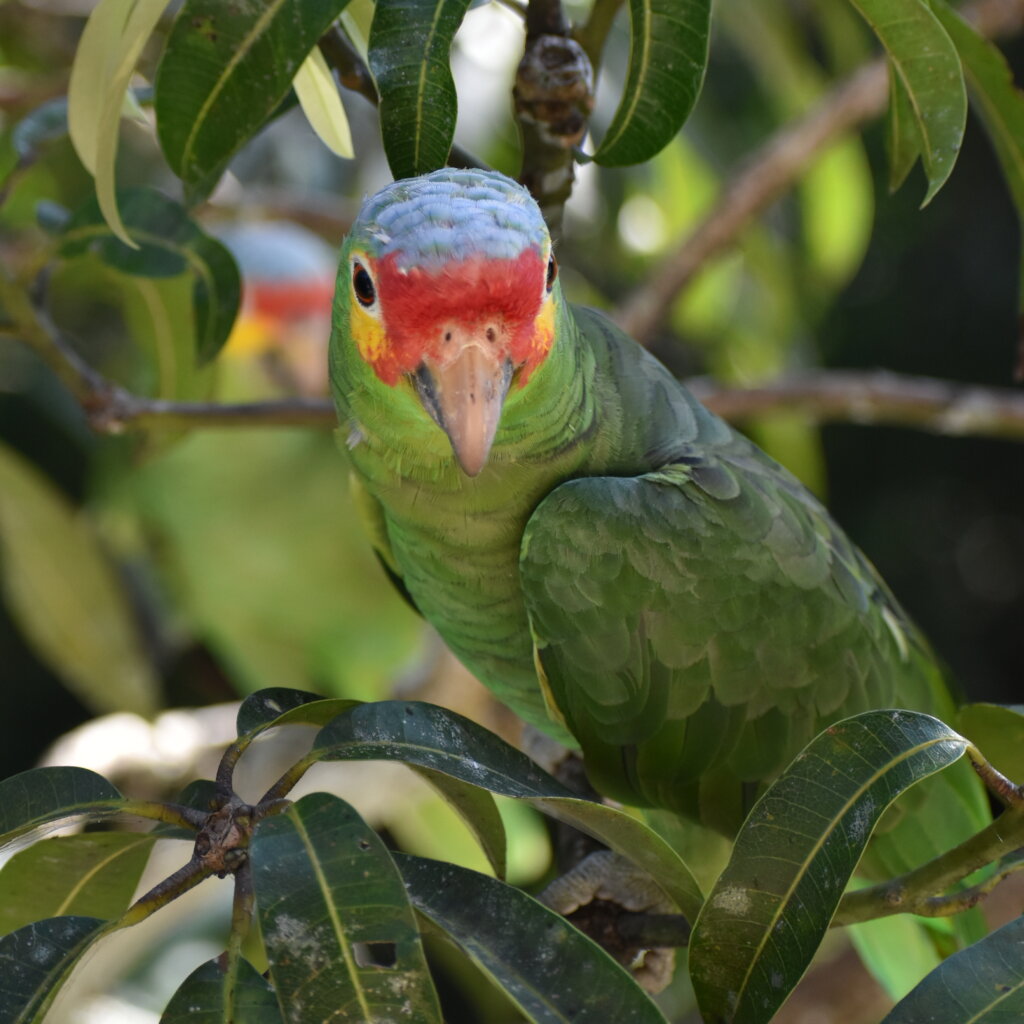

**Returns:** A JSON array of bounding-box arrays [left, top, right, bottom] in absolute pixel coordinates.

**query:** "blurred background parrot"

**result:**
[[329, 167, 987, 863]]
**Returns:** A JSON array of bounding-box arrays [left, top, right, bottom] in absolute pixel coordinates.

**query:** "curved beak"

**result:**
[[413, 336, 514, 477]]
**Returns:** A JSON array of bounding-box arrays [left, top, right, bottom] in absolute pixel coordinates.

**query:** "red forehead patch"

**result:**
[[368, 249, 550, 385]]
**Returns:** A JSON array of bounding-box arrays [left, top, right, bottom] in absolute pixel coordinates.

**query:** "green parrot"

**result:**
[[329, 167, 986, 853]]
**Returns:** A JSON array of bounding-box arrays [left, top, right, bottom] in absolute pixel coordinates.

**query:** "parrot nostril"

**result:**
[[486, 327, 496, 344]]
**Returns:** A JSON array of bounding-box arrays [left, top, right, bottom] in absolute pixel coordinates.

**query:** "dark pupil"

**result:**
[[353, 264, 375, 306], [546, 255, 557, 291]]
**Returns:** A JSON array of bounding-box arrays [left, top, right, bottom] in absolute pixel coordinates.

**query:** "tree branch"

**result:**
[[690, 370, 1024, 442], [614, 0, 1024, 342]]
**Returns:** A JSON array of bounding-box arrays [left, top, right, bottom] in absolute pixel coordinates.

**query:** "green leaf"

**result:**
[[396, 853, 668, 1023], [410, 764, 507, 879], [67, 0, 169, 246], [0, 833, 154, 934], [846, 0, 966, 203], [886, 60, 923, 191], [689, 710, 969, 1024], [11, 98, 69, 162], [928, 0, 1024, 316], [957, 703, 1024, 782], [236, 687, 341, 736], [882, 914, 1024, 1022], [312, 702, 703, 921], [0, 442, 159, 717], [929, 0, 1024, 209], [59, 188, 241, 362], [0, 766, 124, 847], [848, 912, 943, 1002], [154, 0, 352, 202], [592, 0, 712, 167], [0, 916, 108, 1024], [293, 46, 354, 159], [160, 955, 283, 1024], [251, 792, 443, 1024], [368, 0, 473, 178]]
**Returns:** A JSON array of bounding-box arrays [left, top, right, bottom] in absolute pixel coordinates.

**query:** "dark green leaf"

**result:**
[[929, 0, 1024, 209], [410, 765, 507, 879], [886, 61, 923, 191], [928, 0, 1024, 316], [160, 955, 282, 1024], [846, 0, 966, 203], [592, 0, 712, 167], [236, 687, 337, 736], [313, 702, 703, 921], [368, 0, 473, 178], [58, 188, 241, 362], [957, 703, 1024, 782], [882, 914, 1024, 1022], [689, 710, 969, 1024], [0, 833, 153, 934], [396, 853, 668, 1023], [0, 916, 108, 1024], [251, 792, 443, 1023], [155, 0, 352, 202], [0, 766, 124, 847], [11, 98, 69, 161]]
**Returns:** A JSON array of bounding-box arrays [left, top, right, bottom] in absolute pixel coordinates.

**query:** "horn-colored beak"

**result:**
[[414, 334, 513, 477]]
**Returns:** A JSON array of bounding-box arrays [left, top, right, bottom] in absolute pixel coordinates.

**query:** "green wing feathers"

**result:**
[[520, 438, 958, 832]]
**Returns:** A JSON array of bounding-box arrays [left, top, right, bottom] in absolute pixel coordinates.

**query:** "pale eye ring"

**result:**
[[352, 261, 376, 307]]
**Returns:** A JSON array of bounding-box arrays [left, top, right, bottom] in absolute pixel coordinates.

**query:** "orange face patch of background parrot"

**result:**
[[329, 168, 987, 854]]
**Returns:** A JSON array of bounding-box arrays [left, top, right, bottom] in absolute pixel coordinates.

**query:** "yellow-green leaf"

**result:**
[[293, 45, 354, 159], [67, 0, 169, 246], [0, 441, 159, 716]]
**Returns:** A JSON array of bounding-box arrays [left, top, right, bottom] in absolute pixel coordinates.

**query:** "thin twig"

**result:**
[[614, 0, 1024, 342], [833, 806, 1024, 927], [690, 370, 1024, 442]]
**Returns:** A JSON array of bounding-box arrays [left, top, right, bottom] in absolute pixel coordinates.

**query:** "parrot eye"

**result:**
[[352, 262, 377, 307], [546, 254, 558, 293]]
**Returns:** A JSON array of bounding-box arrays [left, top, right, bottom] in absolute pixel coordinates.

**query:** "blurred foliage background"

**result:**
[[0, 0, 1022, 1018]]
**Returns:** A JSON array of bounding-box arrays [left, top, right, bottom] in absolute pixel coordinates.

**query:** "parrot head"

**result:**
[[335, 168, 559, 476]]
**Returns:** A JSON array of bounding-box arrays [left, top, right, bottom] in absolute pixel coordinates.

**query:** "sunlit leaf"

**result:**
[[957, 703, 1024, 782], [0, 833, 153, 935], [59, 187, 240, 362], [593, 0, 712, 167], [882, 914, 1024, 1022], [293, 46, 353, 159], [160, 955, 282, 1024], [397, 853, 668, 1023], [67, 0, 169, 245], [0, 767, 124, 847], [155, 0, 352, 202], [312, 701, 703, 921], [368, 0, 473, 178], [251, 792, 443, 1023], [846, 0, 966, 203], [0, 916, 108, 1024], [0, 441, 159, 718], [886, 62, 923, 191], [689, 710, 969, 1024]]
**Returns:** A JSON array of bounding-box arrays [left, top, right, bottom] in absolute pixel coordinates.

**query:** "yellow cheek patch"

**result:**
[[533, 295, 556, 356], [351, 302, 388, 367]]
